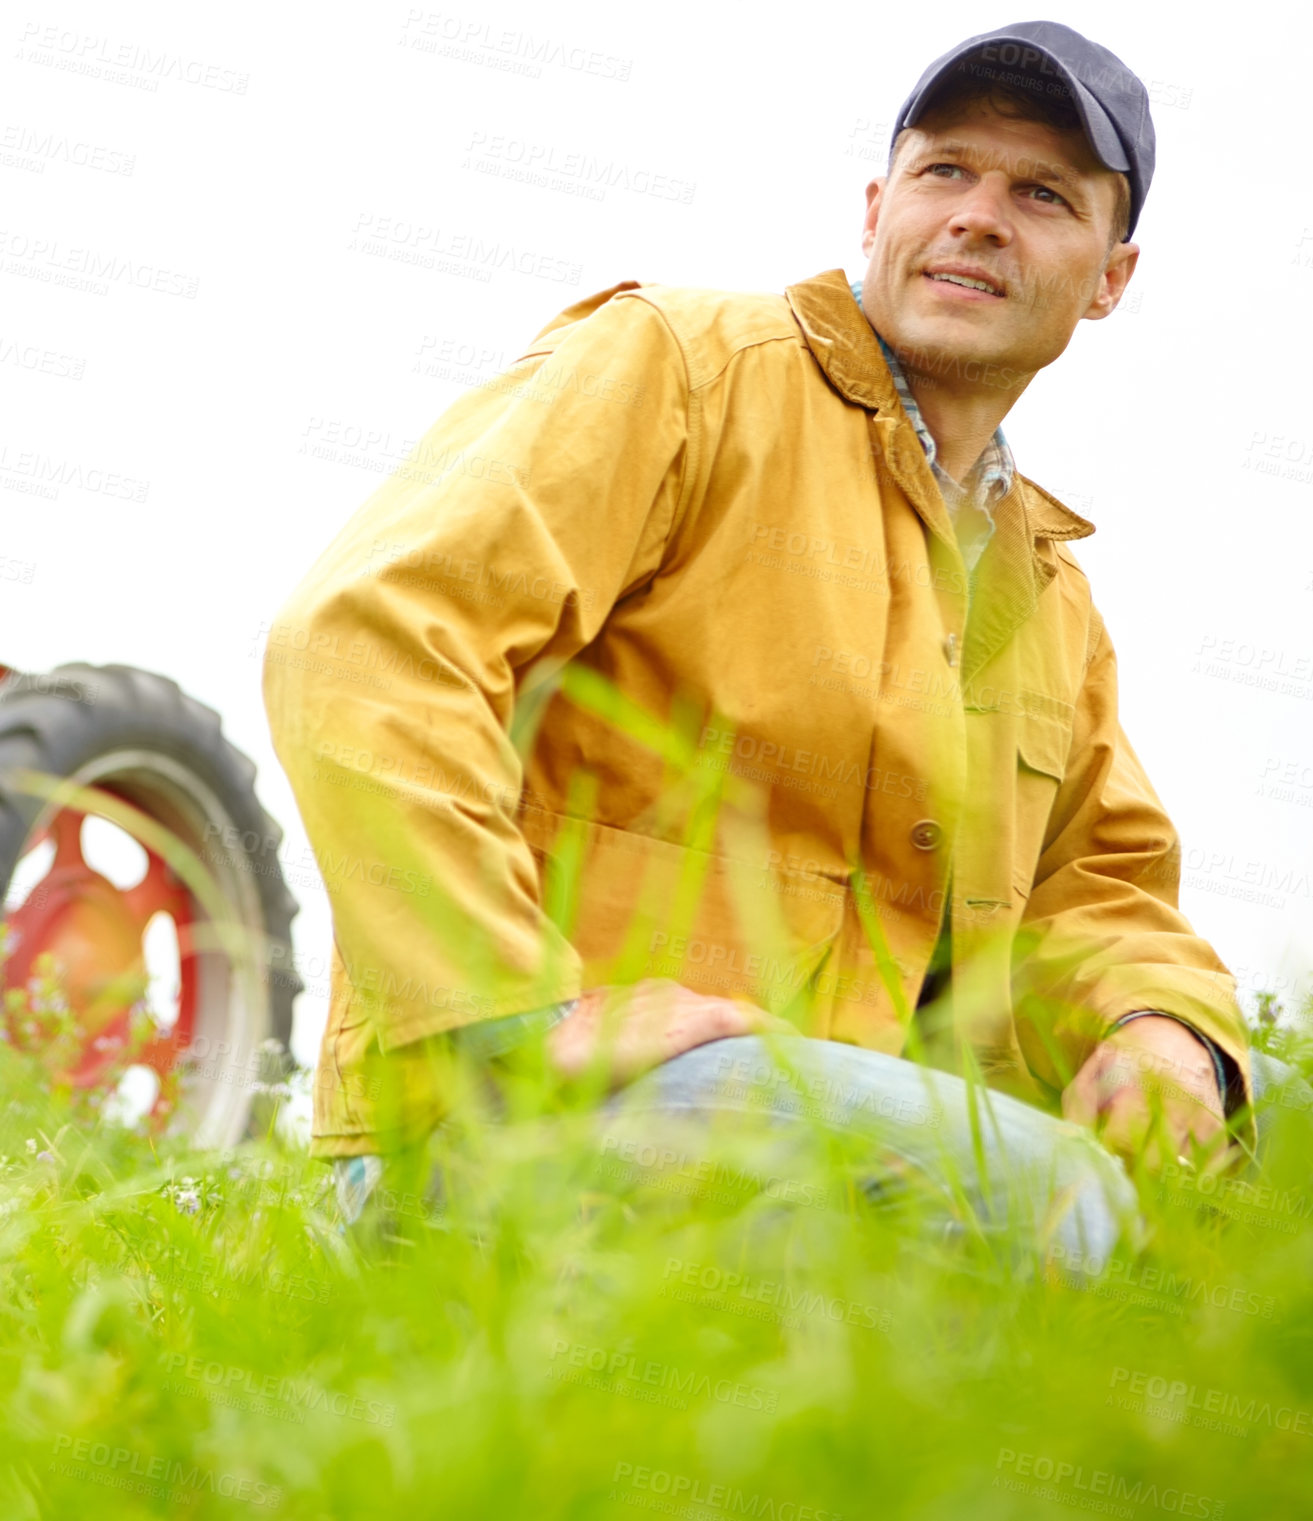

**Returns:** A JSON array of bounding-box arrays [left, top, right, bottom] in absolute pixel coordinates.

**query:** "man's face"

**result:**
[[859, 97, 1138, 387]]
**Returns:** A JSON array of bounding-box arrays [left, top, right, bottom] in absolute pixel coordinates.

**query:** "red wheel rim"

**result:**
[[3, 800, 198, 1112]]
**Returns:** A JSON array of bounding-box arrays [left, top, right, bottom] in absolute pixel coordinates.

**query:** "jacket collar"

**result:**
[[786, 268, 904, 415], [786, 269, 1098, 683], [784, 269, 1097, 548]]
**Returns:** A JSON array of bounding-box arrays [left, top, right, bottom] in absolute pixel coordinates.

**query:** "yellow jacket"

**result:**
[[263, 268, 1252, 1154]]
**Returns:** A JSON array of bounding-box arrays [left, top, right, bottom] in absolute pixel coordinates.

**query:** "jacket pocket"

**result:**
[[1012, 709, 1073, 900], [518, 807, 846, 1015], [1016, 708, 1070, 781]]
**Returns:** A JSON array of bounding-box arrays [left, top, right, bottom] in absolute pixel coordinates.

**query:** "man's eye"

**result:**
[[926, 163, 965, 179], [1028, 185, 1068, 206]]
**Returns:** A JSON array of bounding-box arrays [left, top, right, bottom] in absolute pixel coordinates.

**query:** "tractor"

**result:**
[[0, 662, 300, 1145]]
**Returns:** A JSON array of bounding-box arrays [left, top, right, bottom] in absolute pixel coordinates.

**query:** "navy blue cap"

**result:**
[[892, 21, 1155, 239]]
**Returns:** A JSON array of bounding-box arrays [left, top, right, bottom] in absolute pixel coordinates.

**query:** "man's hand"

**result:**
[[546, 978, 794, 1089], [1062, 1014, 1228, 1172]]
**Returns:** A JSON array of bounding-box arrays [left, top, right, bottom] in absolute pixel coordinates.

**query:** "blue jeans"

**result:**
[[598, 1036, 1140, 1265], [1249, 1048, 1312, 1151], [338, 1037, 1309, 1247], [595, 1040, 1312, 1262]]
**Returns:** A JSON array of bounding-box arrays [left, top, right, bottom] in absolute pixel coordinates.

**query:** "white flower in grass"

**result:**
[[160, 1174, 204, 1214], [24, 1139, 36, 1155]]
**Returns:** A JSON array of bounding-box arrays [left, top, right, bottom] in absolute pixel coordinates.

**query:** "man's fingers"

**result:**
[[545, 1002, 601, 1077], [1088, 1087, 1150, 1162], [1087, 1080, 1227, 1172], [1061, 1066, 1100, 1127], [547, 979, 795, 1091], [1178, 1124, 1233, 1178], [1093, 1090, 1184, 1173], [545, 982, 742, 1086]]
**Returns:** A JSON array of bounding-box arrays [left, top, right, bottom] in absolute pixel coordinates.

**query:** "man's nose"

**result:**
[[948, 174, 1014, 243]]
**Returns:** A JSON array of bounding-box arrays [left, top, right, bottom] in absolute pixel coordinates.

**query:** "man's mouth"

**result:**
[[922, 266, 1006, 298]]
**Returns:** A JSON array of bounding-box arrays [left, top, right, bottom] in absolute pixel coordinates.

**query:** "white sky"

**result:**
[[4, 0, 1311, 1068]]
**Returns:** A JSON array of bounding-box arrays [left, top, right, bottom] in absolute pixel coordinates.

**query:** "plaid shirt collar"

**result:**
[[848, 280, 1015, 508]]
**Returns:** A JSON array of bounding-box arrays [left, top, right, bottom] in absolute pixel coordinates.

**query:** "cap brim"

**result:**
[[900, 37, 1131, 175]]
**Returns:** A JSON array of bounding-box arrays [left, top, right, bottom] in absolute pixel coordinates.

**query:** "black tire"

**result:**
[[0, 662, 301, 1145]]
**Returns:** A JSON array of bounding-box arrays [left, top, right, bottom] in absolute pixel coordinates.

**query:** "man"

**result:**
[[264, 21, 1255, 1227]]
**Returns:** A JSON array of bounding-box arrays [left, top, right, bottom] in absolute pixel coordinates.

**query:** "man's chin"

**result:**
[[880, 328, 1019, 386]]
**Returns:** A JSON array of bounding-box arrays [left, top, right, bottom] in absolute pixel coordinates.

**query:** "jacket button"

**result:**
[[910, 819, 943, 851], [943, 632, 959, 667]]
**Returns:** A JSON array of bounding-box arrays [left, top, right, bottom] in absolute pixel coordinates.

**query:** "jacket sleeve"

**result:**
[[263, 288, 693, 1051], [1012, 609, 1254, 1119]]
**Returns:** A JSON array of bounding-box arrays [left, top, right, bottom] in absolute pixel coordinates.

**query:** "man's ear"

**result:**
[[1083, 240, 1139, 321], [861, 178, 885, 258]]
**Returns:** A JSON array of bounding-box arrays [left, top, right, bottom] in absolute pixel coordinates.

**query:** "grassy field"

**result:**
[[1, 1003, 1311, 1521]]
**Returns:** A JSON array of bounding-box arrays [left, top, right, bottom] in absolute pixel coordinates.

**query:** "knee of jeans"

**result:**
[[1050, 1186, 1131, 1263], [654, 1035, 774, 1086], [1248, 1050, 1311, 1106], [1248, 1051, 1277, 1105]]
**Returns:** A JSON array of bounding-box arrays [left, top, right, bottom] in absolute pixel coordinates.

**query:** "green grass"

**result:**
[[2, 1016, 1312, 1521]]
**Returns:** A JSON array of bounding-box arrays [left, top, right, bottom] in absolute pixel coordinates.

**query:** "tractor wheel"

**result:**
[[0, 662, 301, 1146]]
